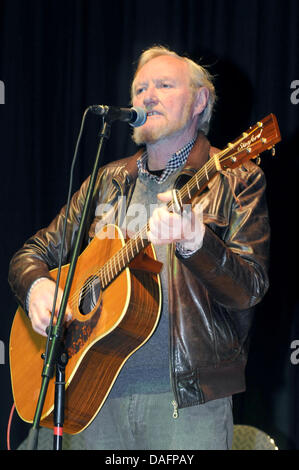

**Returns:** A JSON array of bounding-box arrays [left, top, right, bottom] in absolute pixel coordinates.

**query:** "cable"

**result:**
[[7, 403, 15, 450], [43, 106, 92, 362]]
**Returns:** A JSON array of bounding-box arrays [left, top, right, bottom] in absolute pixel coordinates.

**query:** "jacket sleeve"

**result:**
[[175, 166, 270, 310], [8, 174, 92, 311]]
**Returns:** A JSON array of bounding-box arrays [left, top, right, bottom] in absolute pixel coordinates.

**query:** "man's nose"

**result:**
[[143, 85, 159, 107]]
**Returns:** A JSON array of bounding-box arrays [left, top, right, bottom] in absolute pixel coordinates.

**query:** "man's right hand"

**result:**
[[28, 278, 73, 337]]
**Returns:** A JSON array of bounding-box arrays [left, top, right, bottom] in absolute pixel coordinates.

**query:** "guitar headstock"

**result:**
[[218, 113, 281, 170]]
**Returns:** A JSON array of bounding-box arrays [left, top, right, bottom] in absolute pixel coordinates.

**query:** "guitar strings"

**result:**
[[67, 134, 263, 310], [66, 156, 219, 309], [67, 140, 261, 311], [67, 124, 267, 311], [177, 124, 267, 203]]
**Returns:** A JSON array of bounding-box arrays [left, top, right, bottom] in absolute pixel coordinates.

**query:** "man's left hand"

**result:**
[[147, 190, 205, 251]]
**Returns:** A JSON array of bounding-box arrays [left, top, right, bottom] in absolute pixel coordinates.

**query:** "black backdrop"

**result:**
[[0, 0, 298, 451]]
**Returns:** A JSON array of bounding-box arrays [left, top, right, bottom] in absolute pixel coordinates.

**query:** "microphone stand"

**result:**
[[27, 115, 112, 450]]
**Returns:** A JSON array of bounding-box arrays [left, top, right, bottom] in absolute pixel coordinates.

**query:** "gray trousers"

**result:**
[[18, 392, 233, 450], [80, 392, 233, 450]]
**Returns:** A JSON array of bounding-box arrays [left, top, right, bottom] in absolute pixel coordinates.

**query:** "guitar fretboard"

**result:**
[[99, 224, 150, 288], [98, 155, 220, 289]]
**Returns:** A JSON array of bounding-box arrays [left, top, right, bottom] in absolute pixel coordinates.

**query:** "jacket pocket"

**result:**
[[212, 302, 241, 362]]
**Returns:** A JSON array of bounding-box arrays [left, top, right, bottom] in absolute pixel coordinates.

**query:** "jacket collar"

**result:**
[[124, 132, 211, 182]]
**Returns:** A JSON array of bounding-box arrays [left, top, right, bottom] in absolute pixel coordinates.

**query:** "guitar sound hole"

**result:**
[[78, 275, 102, 316]]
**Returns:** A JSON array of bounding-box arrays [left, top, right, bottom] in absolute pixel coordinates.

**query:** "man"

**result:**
[[9, 46, 270, 450]]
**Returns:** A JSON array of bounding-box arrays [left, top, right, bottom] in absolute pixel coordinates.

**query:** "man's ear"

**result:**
[[192, 87, 209, 118]]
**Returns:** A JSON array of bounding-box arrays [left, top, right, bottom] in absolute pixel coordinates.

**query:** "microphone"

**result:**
[[89, 105, 147, 127]]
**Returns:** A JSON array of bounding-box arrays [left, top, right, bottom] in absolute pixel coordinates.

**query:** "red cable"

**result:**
[[7, 403, 15, 450]]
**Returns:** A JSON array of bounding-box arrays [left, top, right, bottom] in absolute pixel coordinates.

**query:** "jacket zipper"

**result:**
[[121, 171, 179, 417], [168, 244, 179, 419], [171, 400, 179, 419]]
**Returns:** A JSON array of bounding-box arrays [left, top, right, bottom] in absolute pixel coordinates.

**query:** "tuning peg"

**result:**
[[255, 156, 261, 165], [271, 146, 276, 156]]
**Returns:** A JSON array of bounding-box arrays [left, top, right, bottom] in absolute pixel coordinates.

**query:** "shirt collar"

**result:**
[[137, 137, 196, 184]]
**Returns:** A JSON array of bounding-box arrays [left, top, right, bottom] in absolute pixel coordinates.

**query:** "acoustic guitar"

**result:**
[[9, 113, 281, 434]]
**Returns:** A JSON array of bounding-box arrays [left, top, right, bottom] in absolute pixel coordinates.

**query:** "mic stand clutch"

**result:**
[[27, 116, 112, 450], [53, 346, 68, 450]]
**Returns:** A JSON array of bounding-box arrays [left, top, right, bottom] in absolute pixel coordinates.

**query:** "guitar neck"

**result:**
[[167, 154, 220, 211]]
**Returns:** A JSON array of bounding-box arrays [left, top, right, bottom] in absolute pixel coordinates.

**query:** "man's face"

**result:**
[[132, 55, 196, 145]]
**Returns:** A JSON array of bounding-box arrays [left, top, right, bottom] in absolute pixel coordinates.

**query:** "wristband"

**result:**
[[26, 277, 49, 313]]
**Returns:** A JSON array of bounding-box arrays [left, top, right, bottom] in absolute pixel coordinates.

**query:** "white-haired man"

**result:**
[[9, 46, 270, 450]]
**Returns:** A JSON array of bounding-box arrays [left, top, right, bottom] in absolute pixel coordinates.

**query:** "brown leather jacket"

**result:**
[[8, 133, 270, 408]]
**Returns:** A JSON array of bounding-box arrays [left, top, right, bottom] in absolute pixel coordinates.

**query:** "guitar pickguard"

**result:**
[[64, 301, 103, 359]]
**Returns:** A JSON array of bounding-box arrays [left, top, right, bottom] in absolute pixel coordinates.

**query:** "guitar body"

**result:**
[[9, 225, 161, 434]]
